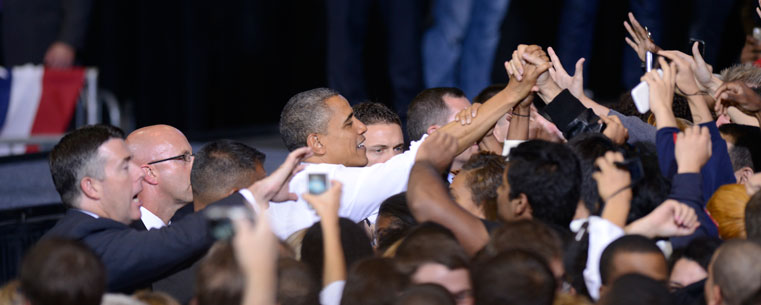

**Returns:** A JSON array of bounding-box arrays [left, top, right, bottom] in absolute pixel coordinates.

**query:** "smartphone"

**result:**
[[646, 51, 654, 73], [689, 38, 705, 57], [205, 205, 254, 240], [631, 69, 663, 114], [614, 157, 644, 184], [308, 173, 328, 195]]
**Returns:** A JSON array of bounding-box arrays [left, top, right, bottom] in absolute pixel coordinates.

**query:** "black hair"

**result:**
[[472, 249, 556, 305], [746, 191, 761, 243], [395, 283, 456, 305], [301, 218, 373, 282], [619, 142, 670, 224], [280, 88, 338, 151], [353, 102, 402, 127], [568, 133, 619, 216], [49, 124, 125, 207], [720, 123, 761, 172], [599, 235, 664, 285], [376, 192, 417, 252], [406, 87, 465, 141], [597, 273, 672, 305], [668, 236, 722, 272], [507, 140, 581, 228], [472, 84, 505, 104], [191, 139, 266, 202]]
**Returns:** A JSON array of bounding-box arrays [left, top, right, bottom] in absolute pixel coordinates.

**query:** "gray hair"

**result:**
[[279, 88, 338, 151], [719, 64, 761, 87]]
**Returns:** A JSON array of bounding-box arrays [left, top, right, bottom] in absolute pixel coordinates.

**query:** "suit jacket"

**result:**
[[43, 193, 247, 293]]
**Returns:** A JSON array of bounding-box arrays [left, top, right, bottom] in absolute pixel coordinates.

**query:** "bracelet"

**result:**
[[603, 184, 632, 203], [511, 112, 530, 117]]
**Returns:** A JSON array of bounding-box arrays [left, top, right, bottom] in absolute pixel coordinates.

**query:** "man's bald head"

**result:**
[[707, 240, 761, 305], [126, 125, 191, 165], [126, 125, 194, 217]]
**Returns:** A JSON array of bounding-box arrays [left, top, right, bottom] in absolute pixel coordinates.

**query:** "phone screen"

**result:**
[[308, 173, 328, 194]]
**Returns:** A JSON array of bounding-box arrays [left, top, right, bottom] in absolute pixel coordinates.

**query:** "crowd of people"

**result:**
[[6, 4, 761, 305]]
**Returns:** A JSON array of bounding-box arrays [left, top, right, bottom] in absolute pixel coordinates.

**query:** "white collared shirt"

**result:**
[[268, 135, 426, 239], [139, 206, 167, 230]]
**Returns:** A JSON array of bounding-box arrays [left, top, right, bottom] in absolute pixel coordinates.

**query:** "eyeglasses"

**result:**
[[147, 152, 194, 165]]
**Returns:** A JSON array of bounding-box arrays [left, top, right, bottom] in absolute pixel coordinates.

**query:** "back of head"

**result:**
[[599, 235, 665, 286], [191, 139, 266, 207], [394, 222, 469, 274], [101, 294, 148, 305], [49, 124, 125, 207], [195, 242, 243, 305], [507, 140, 581, 228], [301, 218, 373, 282], [406, 87, 464, 141], [711, 240, 761, 305], [719, 123, 761, 172], [472, 250, 556, 305], [597, 273, 671, 305], [568, 133, 618, 215], [353, 102, 402, 126], [20, 238, 106, 305], [720, 63, 761, 87], [340, 258, 409, 305], [483, 219, 563, 266], [461, 152, 507, 221], [277, 258, 320, 305], [472, 84, 505, 104], [746, 191, 761, 242], [707, 184, 749, 240], [395, 284, 456, 305], [377, 192, 417, 252], [670, 236, 722, 272], [280, 88, 338, 151]]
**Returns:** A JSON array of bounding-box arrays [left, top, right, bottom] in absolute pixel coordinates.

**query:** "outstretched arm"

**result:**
[[303, 182, 346, 288], [407, 131, 490, 256], [437, 48, 549, 153]]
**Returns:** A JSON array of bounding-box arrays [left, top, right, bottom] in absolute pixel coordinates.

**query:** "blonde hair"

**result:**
[[132, 291, 180, 305], [707, 184, 750, 239], [285, 228, 308, 260], [719, 63, 761, 86], [0, 280, 23, 305]]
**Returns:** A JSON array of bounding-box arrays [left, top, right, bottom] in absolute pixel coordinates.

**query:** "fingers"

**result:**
[[624, 21, 640, 44], [547, 47, 567, 75], [629, 12, 647, 39], [512, 50, 524, 79], [574, 58, 585, 76]]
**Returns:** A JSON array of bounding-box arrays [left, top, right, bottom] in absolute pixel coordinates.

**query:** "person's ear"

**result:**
[[737, 166, 755, 184], [80, 177, 101, 200], [307, 133, 326, 155], [426, 125, 441, 136], [511, 193, 531, 218], [141, 165, 158, 185], [708, 285, 722, 305]]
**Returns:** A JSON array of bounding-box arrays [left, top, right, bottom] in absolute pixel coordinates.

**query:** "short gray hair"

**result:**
[[279, 88, 338, 151]]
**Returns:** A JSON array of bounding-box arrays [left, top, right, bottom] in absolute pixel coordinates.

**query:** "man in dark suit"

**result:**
[[43, 124, 310, 293]]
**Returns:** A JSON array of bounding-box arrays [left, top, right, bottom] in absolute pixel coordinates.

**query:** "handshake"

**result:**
[[502, 45, 557, 102]]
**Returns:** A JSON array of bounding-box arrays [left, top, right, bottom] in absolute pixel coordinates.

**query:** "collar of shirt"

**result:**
[[140, 206, 167, 230], [74, 209, 100, 219]]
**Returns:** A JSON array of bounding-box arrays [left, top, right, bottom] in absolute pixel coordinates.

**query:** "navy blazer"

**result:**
[[43, 192, 247, 293]]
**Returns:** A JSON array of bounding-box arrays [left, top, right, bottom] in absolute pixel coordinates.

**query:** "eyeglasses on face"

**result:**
[[147, 152, 194, 165]]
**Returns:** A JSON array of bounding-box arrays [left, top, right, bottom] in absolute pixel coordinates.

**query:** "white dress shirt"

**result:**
[[268, 135, 426, 239], [139, 206, 167, 230]]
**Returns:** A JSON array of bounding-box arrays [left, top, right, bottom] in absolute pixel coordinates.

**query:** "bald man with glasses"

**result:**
[[126, 125, 195, 230]]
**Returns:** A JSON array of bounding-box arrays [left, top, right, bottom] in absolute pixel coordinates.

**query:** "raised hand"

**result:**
[[690, 41, 718, 94], [454, 103, 481, 125], [713, 80, 761, 116], [600, 115, 629, 145], [624, 12, 662, 63], [657, 50, 702, 96], [627, 199, 700, 238], [302, 181, 342, 221], [249, 147, 312, 205], [505, 44, 543, 81], [642, 57, 678, 128], [592, 151, 631, 203], [415, 130, 459, 173], [675, 125, 712, 174], [232, 212, 278, 305], [504, 48, 552, 102], [547, 46, 585, 99]]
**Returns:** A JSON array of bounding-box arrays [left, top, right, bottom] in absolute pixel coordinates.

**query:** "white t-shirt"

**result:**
[[268, 135, 426, 239]]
